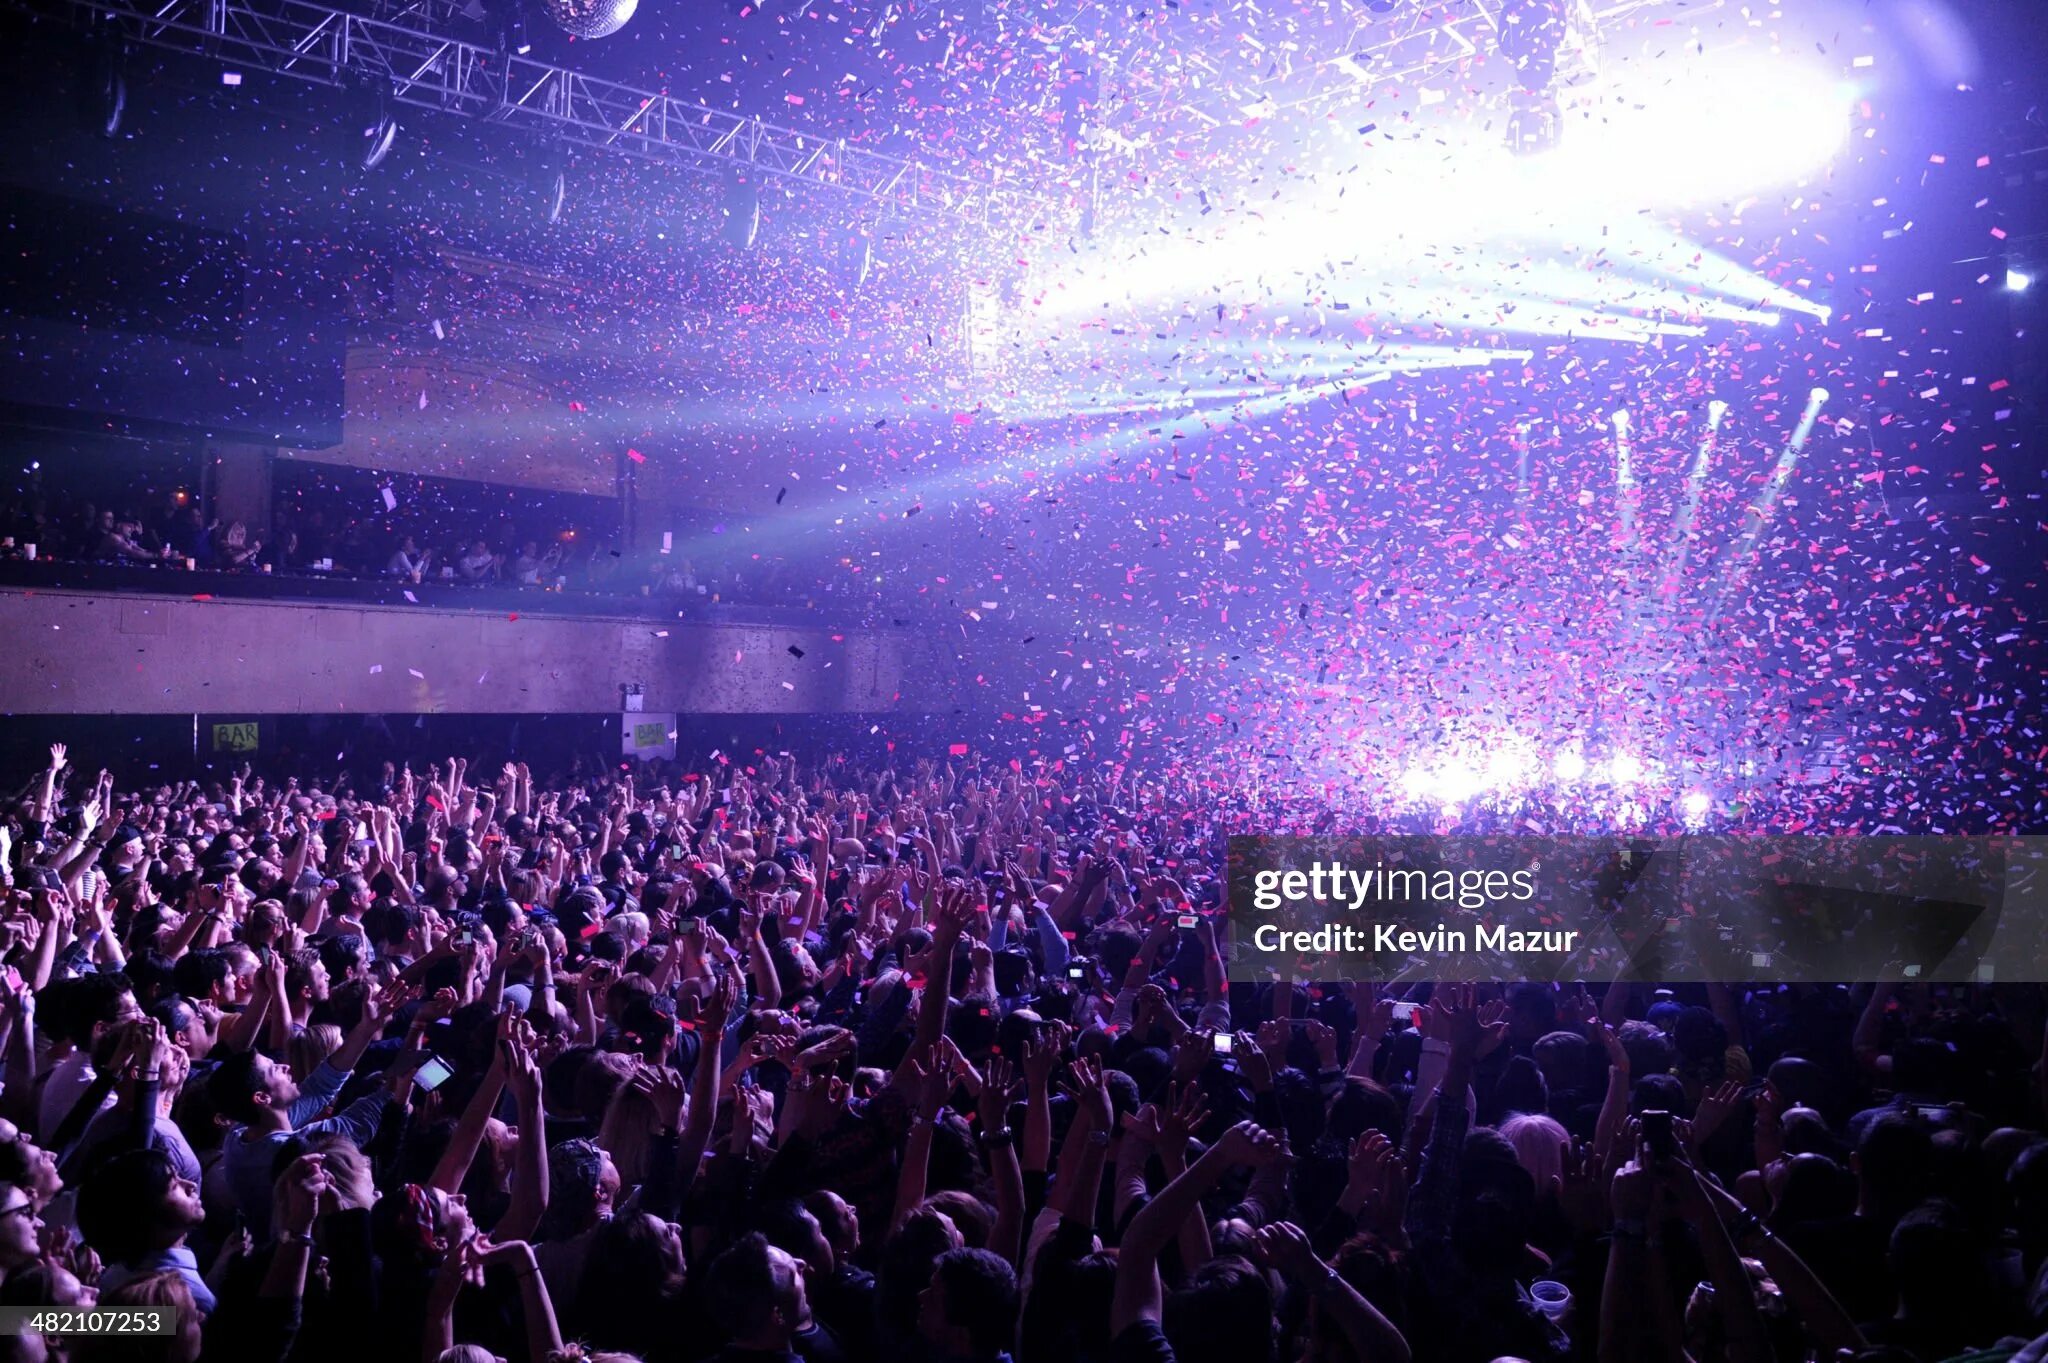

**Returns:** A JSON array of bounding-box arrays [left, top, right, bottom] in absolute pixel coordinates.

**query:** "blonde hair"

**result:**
[[1499, 1112, 1570, 1190], [289, 1024, 345, 1082]]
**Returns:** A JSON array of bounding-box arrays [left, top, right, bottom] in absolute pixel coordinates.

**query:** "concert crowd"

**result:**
[[0, 742, 2044, 1363]]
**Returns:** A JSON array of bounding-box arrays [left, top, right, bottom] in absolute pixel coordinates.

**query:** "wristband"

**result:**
[[281, 1231, 317, 1248], [1086, 1128, 1112, 1148], [977, 1127, 1015, 1149]]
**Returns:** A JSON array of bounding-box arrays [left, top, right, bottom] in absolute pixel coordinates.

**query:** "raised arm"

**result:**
[[673, 972, 737, 1209], [1591, 1022, 1632, 1163], [496, 1023, 549, 1243], [429, 1016, 510, 1195], [1699, 1161, 1864, 1358], [1254, 1222, 1410, 1363], [976, 1055, 1026, 1266], [473, 1240, 562, 1363], [892, 1049, 951, 1233], [1110, 1122, 1279, 1336]]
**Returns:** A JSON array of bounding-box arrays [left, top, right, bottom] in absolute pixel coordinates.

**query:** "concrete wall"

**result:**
[[0, 589, 950, 715]]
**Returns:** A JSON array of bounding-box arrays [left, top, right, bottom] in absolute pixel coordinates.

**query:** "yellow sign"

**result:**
[[632, 721, 669, 750], [212, 722, 260, 753]]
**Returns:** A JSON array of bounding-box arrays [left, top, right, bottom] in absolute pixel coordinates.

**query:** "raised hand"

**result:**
[[632, 1064, 687, 1127], [503, 1026, 543, 1108], [275, 1153, 334, 1237], [909, 1049, 954, 1121], [1688, 1079, 1746, 1148], [1063, 1054, 1113, 1131], [1302, 1018, 1339, 1070], [1360, 996, 1397, 1045], [1170, 1028, 1213, 1085], [1234, 1031, 1274, 1093], [1217, 1120, 1283, 1168], [1342, 1130, 1407, 1234], [1596, 1021, 1630, 1075], [1154, 1080, 1208, 1156], [1250, 1220, 1326, 1283], [1019, 1035, 1059, 1093], [977, 1054, 1017, 1134]]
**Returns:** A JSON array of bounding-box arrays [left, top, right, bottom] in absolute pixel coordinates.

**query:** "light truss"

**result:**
[[32, 0, 1052, 229]]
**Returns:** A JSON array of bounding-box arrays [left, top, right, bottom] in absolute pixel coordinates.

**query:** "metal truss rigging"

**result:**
[[30, 0, 1051, 229]]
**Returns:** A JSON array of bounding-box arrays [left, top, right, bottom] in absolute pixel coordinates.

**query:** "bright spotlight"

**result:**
[[1434, 762, 1485, 806], [1681, 790, 1711, 821], [360, 112, 400, 170], [1707, 399, 1728, 428], [1808, 387, 1829, 406], [1608, 751, 1644, 786], [1610, 410, 1630, 431], [1553, 749, 1587, 781], [1539, 49, 1850, 207], [2010, 269, 2033, 293]]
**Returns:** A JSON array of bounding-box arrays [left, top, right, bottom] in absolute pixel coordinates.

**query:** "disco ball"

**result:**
[[541, 0, 637, 39]]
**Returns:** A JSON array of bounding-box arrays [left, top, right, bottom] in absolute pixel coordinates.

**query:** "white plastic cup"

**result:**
[[1531, 1280, 1571, 1321]]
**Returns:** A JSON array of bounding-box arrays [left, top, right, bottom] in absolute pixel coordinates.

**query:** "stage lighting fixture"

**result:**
[[722, 173, 761, 249], [1609, 410, 1630, 430], [1707, 399, 1728, 428], [1553, 749, 1587, 781], [843, 228, 874, 289], [1608, 751, 1644, 786], [1499, 0, 1566, 154], [359, 94, 400, 170], [81, 36, 127, 139], [1505, 87, 1562, 156], [1808, 387, 1829, 406], [2010, 269, 2033, 293], [1681, 790, 1711, 821]]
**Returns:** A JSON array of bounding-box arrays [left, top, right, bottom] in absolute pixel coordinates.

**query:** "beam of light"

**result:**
[[1542, 223, 1832, 322], [1699, 386, 1830, 634], [977, 340, 1533, 422], [1030, 236, 1753, 340], [1708, 398, 1729, 430], [1608, 751, 1645, 786], [1681, 790, 1713, 826], [2008, 269, 2032, 293], [1627, 414, 1720, 651], [1024, 42, 1846, 338], [1611, 409, 1636, 541]]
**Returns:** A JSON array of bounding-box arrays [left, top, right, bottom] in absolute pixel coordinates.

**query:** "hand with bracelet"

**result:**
[[976, 1053, 1017, 1147]]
